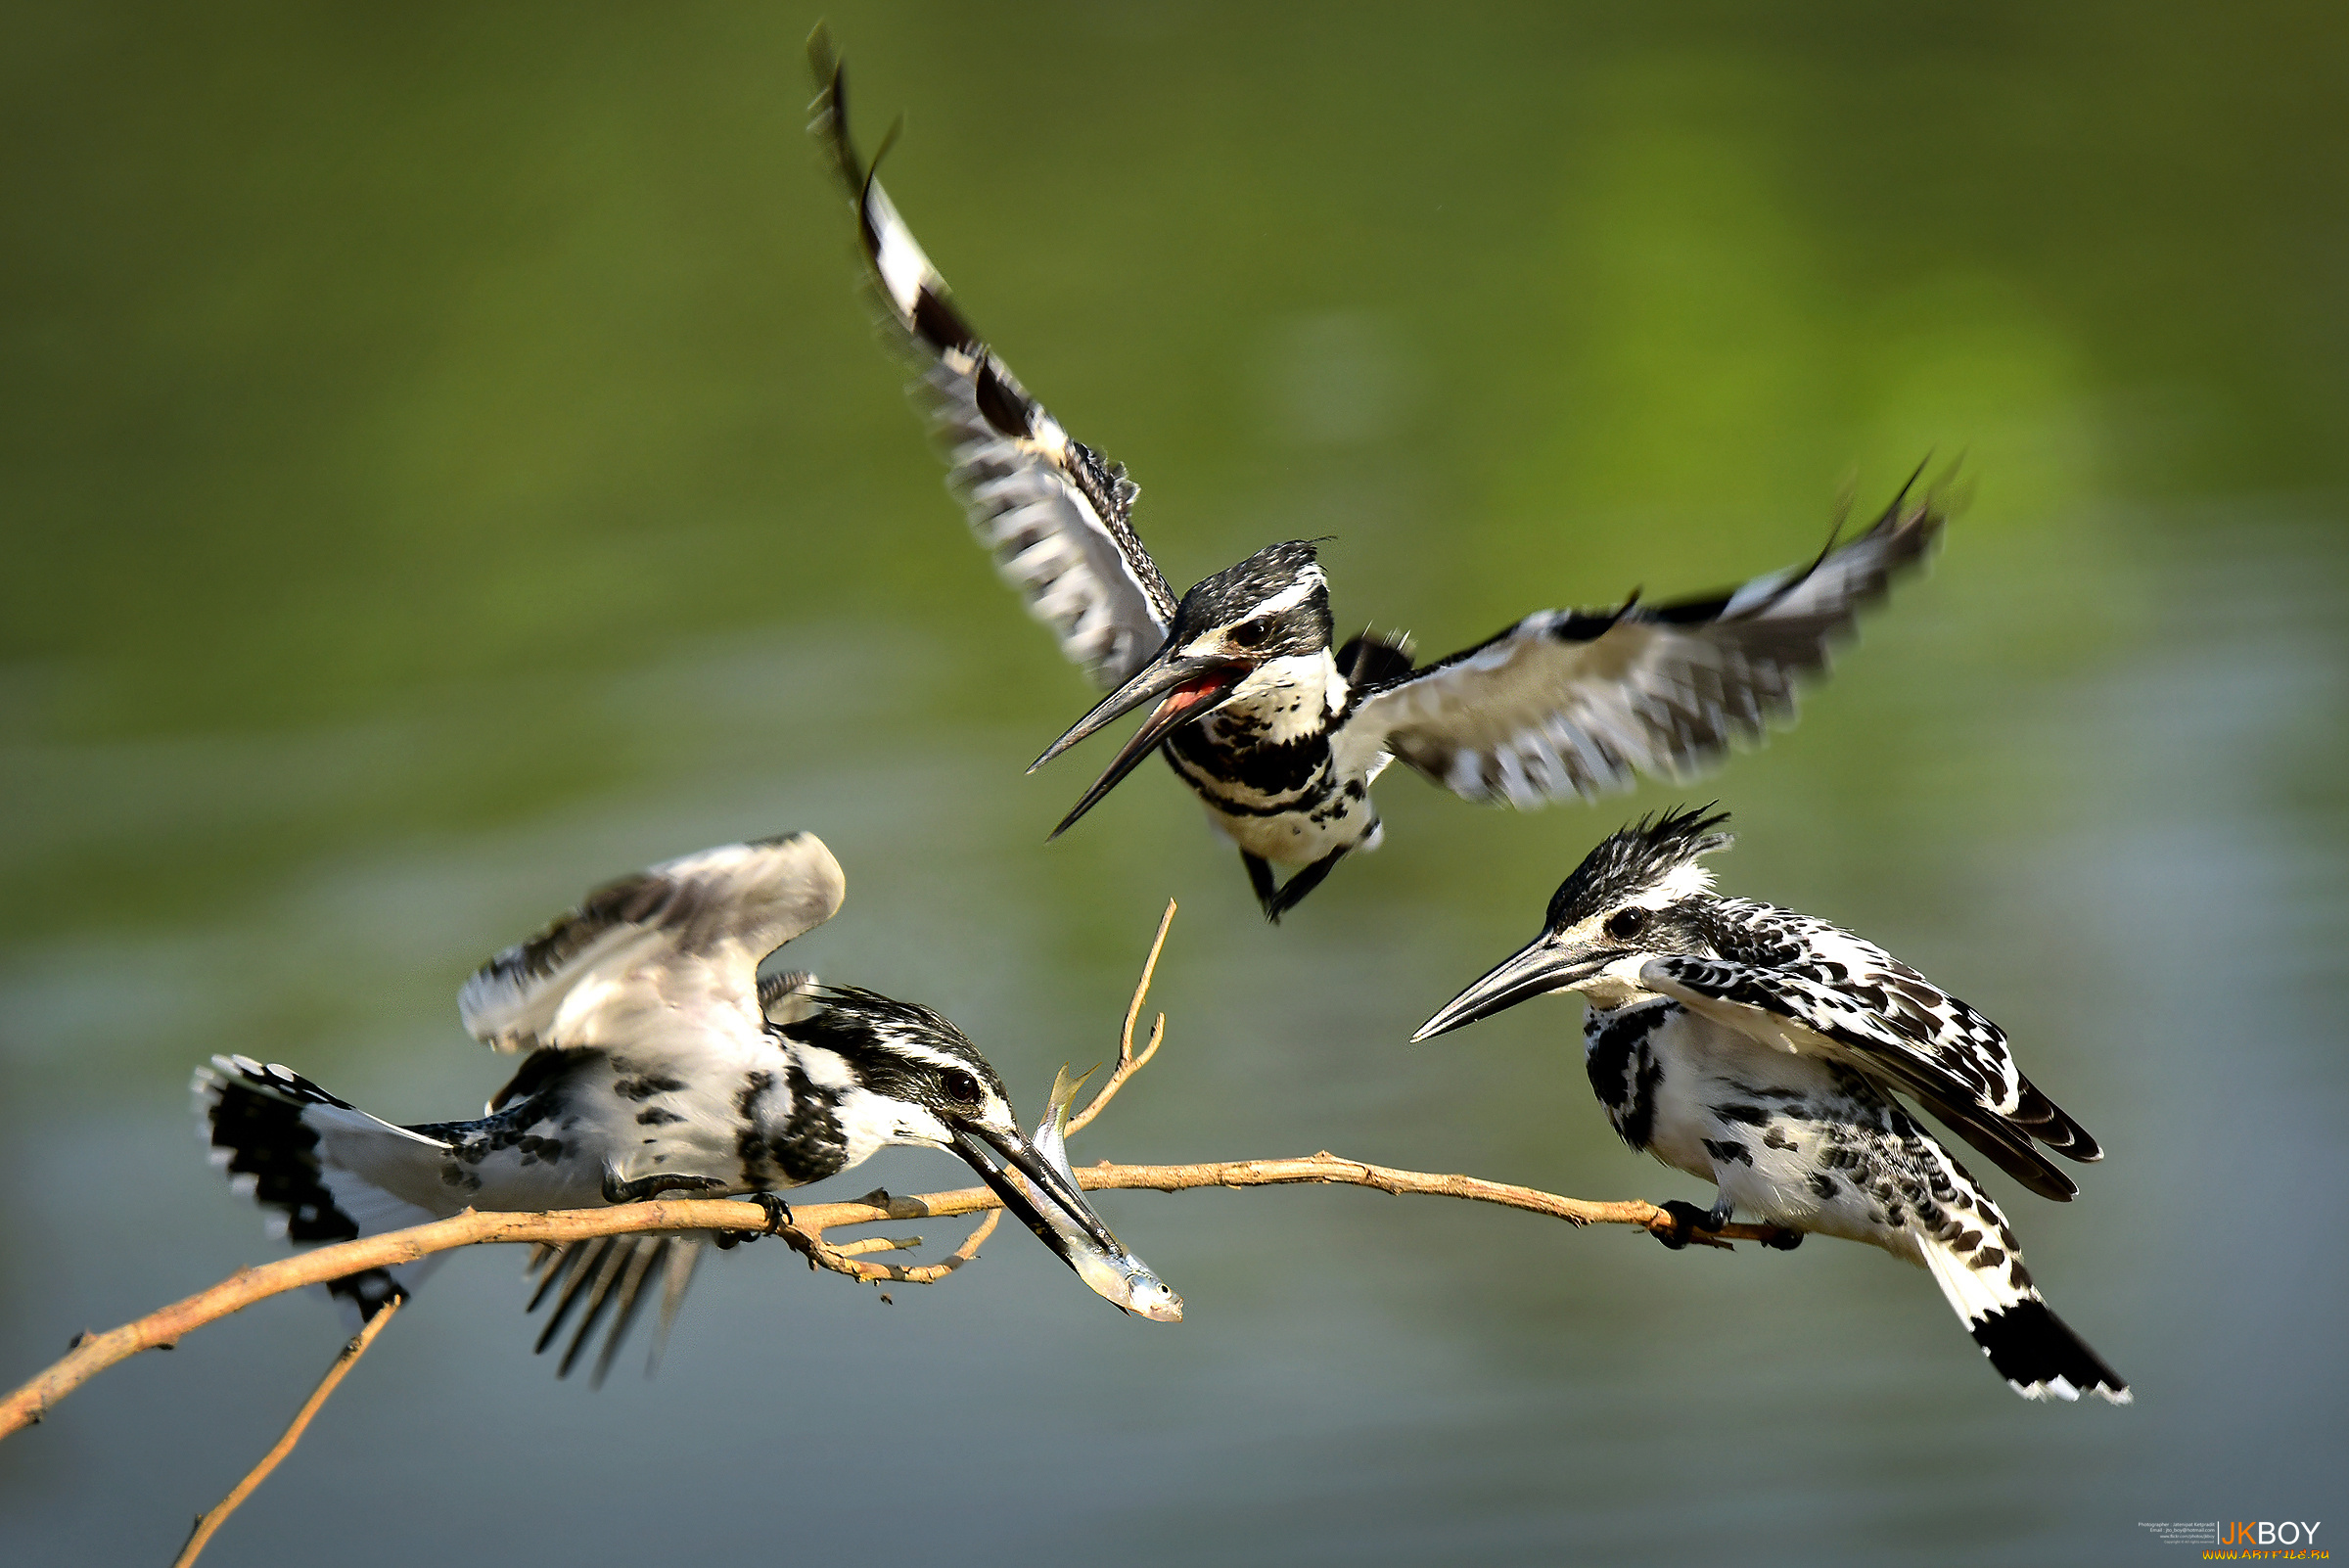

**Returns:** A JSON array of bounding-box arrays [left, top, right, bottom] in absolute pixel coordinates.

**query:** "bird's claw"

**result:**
[[715, 1192, 793, 1248], [601, 1170, 729, 1205], [1758, 1224, 1804, 1252], [1655, 1199, 1725, 1251]]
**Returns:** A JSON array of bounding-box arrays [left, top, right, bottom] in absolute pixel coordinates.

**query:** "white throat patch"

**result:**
[[1222, 651, 1341, 740], [834, 1087, 948, 1166]]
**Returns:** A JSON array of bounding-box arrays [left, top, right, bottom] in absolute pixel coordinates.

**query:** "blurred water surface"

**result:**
[[3, 5, 2344, 1564]]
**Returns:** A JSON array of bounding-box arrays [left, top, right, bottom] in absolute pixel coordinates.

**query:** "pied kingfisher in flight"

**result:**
[[808, 32, 1945, 922], [1413, 808, 2128, 1403], [196, 832, 1176, 1384]]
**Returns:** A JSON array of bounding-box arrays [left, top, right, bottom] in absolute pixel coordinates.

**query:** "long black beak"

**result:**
[[952, 1125, 1126, 1267], [1028, 651, 1249, 839], [1410, 933, 1607, 1041]]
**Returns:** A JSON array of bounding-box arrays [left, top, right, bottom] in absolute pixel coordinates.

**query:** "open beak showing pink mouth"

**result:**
[[1028, 653, 1248, 839]]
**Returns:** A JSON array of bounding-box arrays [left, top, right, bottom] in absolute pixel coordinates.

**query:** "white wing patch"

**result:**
[[1356, 486, 1942, 807], [458, 832, 846, 1055]]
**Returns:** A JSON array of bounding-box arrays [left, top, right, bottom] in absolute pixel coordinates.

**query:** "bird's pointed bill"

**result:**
[[1411, 935, 1605, 1041], [1032, 654, 1247, 838], [951, 1125, 1182, 1322]]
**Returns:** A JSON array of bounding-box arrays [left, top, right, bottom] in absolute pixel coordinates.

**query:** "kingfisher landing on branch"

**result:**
[[1413, 808, 2128, 1404], [196, 832, 1177, 1385], [808, 31, 1948, 923]]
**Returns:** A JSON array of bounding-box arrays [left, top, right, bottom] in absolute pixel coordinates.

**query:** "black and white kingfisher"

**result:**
[[1412, 807, 2128, 1404], [195, 831, 1178, 1385], [808, 32, 1947, 922]]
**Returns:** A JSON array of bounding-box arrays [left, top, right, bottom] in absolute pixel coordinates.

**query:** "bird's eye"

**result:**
[[1228, 621, 1267, 648], [938, 1068, 983, 1107], [1604, 907, 1649, 942]]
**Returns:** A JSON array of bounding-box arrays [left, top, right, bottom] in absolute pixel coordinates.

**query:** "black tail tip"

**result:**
[[1971, 1299, 2131, 1405]]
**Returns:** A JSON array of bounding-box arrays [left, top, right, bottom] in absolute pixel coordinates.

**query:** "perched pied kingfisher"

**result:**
[[808, 32, 1945, 922], [1412, 808, 2129, 1403], [195, 831, 1177, 1385]]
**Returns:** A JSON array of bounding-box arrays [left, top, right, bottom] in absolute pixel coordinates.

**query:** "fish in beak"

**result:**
[[1410, 932, 1610, 1042], [950, 1068, 1181, 1322], [1028, 649, 1249, 839]]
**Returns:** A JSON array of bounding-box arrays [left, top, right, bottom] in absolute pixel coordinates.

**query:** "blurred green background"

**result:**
[[4, 4, 2343, 1564]]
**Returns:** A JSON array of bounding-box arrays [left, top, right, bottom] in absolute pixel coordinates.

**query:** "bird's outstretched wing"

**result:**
[[1351, 483, 1944, 806], [457, 832, 847, 1055], [807, 28, 1176, 690], [1638, 906, 2101, 1201], [522, 1233, 708, 1388]]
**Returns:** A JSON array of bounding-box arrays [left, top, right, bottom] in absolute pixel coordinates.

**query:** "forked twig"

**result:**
[[783, 1205, 1003, 1285], [827, 1234, 928, 1259], [1069, 899, 1174, 1134], [169, 1293, 404, 1568]]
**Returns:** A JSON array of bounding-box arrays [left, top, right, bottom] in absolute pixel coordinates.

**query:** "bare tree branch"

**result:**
[[0, 1163, 1771, 1441], [0, 899, 1780, 1449], [169, 1293, 404, 1568]]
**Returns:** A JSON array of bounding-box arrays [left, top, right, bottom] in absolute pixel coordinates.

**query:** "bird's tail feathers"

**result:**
[[193, 1054, 455, 1324], [1916, 1228, 2129, 1404]]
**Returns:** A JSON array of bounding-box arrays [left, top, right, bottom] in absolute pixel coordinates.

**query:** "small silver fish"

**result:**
[[1004, 1066, 1182, 1322]]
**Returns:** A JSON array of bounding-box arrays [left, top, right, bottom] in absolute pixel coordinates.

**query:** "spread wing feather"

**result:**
[[807, 29, 1175, 689], [457, 832, 846, 1054], [524, 1233, 708, 1387], [1354, 483, 1944, 806]]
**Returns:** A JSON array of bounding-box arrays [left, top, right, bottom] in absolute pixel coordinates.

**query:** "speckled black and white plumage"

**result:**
[[809, 34, 1946, 923], [194, 833, 1054, 1384], [1416, 808, 2129, 1404], [1645, 921, 2099, 1201]]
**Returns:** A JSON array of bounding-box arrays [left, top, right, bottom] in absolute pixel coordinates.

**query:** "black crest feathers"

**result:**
[[1545, 807, 1734, 928]]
